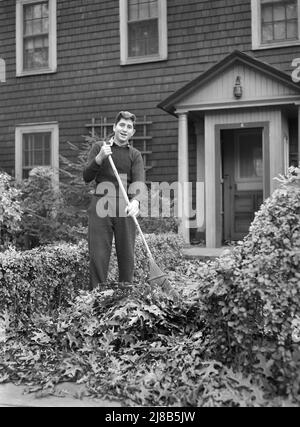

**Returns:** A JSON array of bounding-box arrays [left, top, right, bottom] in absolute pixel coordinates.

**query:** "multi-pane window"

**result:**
[[261, 0, 298, 43], [128, 0, 159, 57], [22, 133, 51, 178], [16, 0, 57, 76], [252, 0, 300, 48], [120, 0, 167, 64], [15, 123, 59, 183], [23, 2, 49, 70]]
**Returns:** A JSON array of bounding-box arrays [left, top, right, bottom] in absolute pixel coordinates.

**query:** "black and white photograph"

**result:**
[[0, 0, 300, 411]]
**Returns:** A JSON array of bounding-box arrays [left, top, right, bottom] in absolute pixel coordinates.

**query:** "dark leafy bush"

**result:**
[[138, 186, 179, 234], [0, 241, 90, 327], [0, 172, 22, 251], [16, 167, 88, 249], [196, 174, 300, 401], [139, 216, 178, 234]]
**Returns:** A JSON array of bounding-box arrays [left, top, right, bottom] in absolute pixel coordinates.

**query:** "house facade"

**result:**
[[0, 0, 299, 247]]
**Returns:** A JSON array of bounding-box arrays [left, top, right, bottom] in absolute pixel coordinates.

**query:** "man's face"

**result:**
[[113, 118, 135, 144]]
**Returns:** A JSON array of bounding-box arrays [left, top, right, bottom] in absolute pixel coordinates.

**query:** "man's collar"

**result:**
[[109, 137, 130, 148]]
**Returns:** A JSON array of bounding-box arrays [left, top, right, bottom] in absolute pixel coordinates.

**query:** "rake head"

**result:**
[[148, 258, 171, 291]]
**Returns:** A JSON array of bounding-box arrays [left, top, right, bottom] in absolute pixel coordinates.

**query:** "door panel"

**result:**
[[233, 191, 263, 235], [222, 128, 263, 242]]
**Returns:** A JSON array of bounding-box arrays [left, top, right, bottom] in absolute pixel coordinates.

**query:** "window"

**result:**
[[15, 123, 59, 182], [120, 0, 168, 65], [252, 0, 300, 49], [16, 0, 57, 76], [22, 133, 51, 178], [234, 130, 264, 191], [237, 139, 263, 181]]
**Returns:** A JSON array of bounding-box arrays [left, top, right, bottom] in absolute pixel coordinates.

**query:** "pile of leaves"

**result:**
[[0, 282, 279, 407]]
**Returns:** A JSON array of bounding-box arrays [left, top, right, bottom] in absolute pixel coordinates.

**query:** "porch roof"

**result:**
[[158, 50, 300, 116]]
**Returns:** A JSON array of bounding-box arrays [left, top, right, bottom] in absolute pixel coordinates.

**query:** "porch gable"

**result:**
[[158, 51, 300, 114]]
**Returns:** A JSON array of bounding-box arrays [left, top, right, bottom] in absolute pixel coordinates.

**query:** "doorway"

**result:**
[[221, 128, 264, 242]]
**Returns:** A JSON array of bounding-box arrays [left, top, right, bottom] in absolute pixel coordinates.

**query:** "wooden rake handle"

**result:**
[[107, 154, 153, 260]]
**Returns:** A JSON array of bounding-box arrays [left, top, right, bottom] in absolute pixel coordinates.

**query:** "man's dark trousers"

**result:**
[[88, 195, 136, 289]]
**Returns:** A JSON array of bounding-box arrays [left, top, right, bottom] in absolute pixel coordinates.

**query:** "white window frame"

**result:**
[[0, 58, 6, 82], [120, 0, 168, 65], [252, 0, 300, 49], [16, 0, 57, 76], [15, 122, 59, 184], [283, 134, 290, 173]]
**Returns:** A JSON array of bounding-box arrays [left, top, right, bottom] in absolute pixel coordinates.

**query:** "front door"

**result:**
[[222, 128, 264, 242]]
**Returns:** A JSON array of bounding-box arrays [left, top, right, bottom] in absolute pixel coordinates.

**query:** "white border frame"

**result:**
[[16, 0, 57, 76], [120, 0, 168, 65], [252, 0, 300, 50], [15, 122, 59, 183]]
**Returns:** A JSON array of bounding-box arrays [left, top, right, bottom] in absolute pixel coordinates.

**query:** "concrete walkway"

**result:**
[[182, 246, 229, 260], [0, 383, 122, 407]]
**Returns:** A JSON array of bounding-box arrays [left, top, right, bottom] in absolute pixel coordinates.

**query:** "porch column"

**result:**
[[194, 120, 205, 231], [204, 115, 221, 248], [178, 112, 190, 244]]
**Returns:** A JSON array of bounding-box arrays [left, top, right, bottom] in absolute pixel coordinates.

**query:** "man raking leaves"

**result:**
[[83, 111, 169, 289]]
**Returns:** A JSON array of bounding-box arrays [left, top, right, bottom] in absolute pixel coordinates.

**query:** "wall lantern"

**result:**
[[233, 76, 243, 99]]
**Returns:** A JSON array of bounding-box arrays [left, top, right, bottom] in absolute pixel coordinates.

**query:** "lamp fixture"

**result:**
[[233, 76, 243, 99]]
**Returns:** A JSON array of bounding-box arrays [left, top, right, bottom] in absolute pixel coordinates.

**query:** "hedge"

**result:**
[[196, 182, 300, 401]]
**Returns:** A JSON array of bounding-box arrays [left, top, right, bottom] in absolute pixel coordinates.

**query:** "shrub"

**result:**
[[59, 139, 94, 233], [0, 241, 90, 328], [196, 171, 300, 401], [0, 172, 22, 251], [17, 167, 88, 249], [138, 186, 179, 234]]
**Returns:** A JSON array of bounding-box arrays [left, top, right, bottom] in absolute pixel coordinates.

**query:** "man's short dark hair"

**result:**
[[114, 111, 137, 128]]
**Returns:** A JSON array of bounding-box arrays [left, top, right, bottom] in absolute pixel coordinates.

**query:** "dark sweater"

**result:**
[[83, 141, 145, 197]]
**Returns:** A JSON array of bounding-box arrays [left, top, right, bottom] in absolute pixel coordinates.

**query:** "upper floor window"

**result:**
[[252, 0, 300, 49], [120, 0, 168, 65], [15, 122, 59, 183], [16, 0, 57, 76]]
